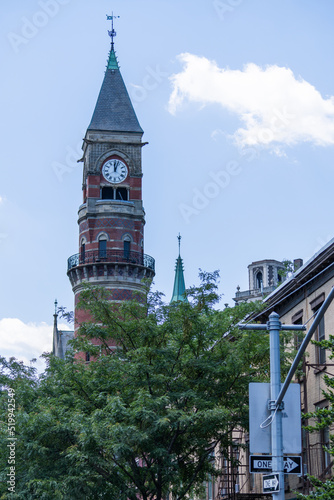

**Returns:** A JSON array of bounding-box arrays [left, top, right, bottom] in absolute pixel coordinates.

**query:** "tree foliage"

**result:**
[[278, 259, 295, 281], [56, 306, 74, 325], [0, 272, 278, 499]]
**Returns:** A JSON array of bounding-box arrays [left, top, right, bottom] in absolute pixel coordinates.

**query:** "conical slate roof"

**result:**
[[88, 49, 143, 134]]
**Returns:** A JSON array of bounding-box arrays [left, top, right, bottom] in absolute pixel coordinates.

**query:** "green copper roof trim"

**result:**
[[171, 255, 187, 303], [107, 49, 119, 70]]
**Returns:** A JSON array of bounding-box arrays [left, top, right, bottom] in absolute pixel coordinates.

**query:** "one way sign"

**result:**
[[250, 455, 302, 474], [263, 473, 280, 493]]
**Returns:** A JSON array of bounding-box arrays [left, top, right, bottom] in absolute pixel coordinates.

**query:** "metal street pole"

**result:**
[[268, 312, 284, 500], [240, 316, 305, 499]]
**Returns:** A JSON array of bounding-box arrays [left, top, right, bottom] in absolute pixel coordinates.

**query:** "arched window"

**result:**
[[122, 234, 132, 260], [256, 271, 263, 290], [123, 240, 130, 260], [81, 242, 86, 263], [80, 238, 87, 264], [98, 235, 107, 259]]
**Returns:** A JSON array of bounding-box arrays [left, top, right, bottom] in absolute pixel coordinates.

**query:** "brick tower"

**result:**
[[67, 19, 155, 342]]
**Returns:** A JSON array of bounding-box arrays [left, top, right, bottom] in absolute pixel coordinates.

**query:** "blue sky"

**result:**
[[1, 0, 334, 370]]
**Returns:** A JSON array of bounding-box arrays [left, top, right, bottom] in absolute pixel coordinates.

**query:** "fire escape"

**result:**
[[215, 431, 271, 500]]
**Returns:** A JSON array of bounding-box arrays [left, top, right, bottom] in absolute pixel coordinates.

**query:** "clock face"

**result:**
[[102, 159, 128, 184]]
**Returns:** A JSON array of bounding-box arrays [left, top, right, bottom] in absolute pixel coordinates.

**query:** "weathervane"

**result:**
[[106, 12, 120, 50], [177, 233, 181, 255]]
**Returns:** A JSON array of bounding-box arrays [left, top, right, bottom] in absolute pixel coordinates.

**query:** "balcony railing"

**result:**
[[67, 249, 155, 272], [235, 285, 277, 299]]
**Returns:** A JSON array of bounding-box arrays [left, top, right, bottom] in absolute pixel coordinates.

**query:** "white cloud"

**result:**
[[0, 318, 69, 373], [168, 53, 334, 150]]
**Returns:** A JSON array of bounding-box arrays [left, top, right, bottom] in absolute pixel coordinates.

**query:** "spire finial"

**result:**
[[177, 233, 181, 256], [107, 12, 120, 51], [54, 299, 58, 316]]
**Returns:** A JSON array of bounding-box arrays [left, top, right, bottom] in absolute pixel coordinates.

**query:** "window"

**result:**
[[85, 352, 90, 362], [81, 242, 85, 263], [245, 436, 255, 490], [321, 425, 331, 472], [207, 475, 214, 500], [98, 239, 107, 259], [311, 296, 326, 366], [101, 187, 114, 199], [277, 270, 282, 283], [206, 451, 215, 500], [256, 271, 263, 290], [316, 402, 332, 475], [292, 310, 304, 350], [116, 187, 128, 200], [124, 240, 130, 260], [101, 187, 128, 200], [301, 425, 308, 476], [317, 316, 326, 364]]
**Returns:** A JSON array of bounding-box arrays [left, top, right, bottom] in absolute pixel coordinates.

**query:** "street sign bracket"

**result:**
[[268, 399, 284, 411]]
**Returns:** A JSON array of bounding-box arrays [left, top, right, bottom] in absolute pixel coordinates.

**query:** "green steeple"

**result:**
[[107, 48, 119, 70], [171, 234, 187, 303]]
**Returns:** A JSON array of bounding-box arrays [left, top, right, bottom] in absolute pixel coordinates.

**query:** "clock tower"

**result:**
[[67, 18, 155, 343]]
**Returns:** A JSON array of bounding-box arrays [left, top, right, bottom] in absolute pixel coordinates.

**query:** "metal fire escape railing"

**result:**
[[67, 249, 155, 272]]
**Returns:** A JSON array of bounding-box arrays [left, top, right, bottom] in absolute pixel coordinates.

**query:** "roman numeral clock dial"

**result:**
[[102, 159, 128, 183]]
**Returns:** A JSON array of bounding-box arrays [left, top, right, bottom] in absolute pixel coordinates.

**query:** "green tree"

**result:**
[[1, 272, 273, 499], [278, 259, 295, 282]]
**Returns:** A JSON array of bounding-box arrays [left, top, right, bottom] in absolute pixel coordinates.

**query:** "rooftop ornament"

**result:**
[[107, 12, 120, 51]]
